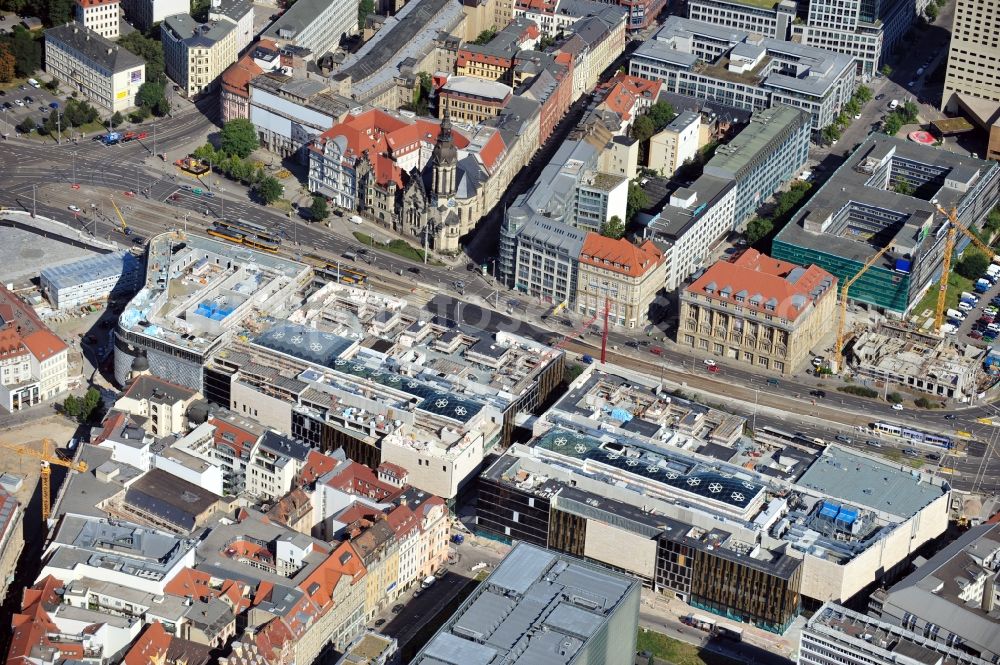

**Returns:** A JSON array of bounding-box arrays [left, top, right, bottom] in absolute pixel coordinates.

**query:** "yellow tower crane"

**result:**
[[109, 196, 132, 236], [3, 438, 88, 522], [933, 205, 997, 333], [833, 243, 894, 373]]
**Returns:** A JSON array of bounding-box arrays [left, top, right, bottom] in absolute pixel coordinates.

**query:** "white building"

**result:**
[[0, 285, 69, 411], [75, 0, 120, 39], [40, 251, 143, 310], [648, 110, 700, 176], [114, 375, 199, 437], [121, 0, 188, 32], [260, 0, 358, 58], [44, 24, 145, 113], [208, 0, 254, 54], [162, 11, 240, 97], [246, 430, 312, 501]]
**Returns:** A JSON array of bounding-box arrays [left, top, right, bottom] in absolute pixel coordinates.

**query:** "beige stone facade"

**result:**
[[576, 235, 666, 329]]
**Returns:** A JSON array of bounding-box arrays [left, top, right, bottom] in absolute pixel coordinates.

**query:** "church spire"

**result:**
[[432, 109, 458, 202]]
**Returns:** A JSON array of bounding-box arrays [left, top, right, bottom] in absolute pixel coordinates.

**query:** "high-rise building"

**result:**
[[942, 0, 1000, 160]]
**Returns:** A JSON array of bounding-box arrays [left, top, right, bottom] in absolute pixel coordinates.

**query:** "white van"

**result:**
[[959, 301, 974, 312], [421, 575, 436, 589], [947, 308, 966, 320], [349, 215, 363, 225], [27, 78, 40, 88]]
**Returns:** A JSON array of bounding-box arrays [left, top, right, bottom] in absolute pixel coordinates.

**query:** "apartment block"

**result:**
[[438, 75, 513, 123], [261, 0, 359, 58], [0, 284, 70, 411], [162, 1, 253, 97], [455, 17, 539, 82], [44, 24, 145, 113], [629, 17, 856, 131], [576, 233, 666, 328], [678, 249, 838, 375], [75, 0, 119, 39], [120, 0, 187, 31], [649, 110, 700, 175]]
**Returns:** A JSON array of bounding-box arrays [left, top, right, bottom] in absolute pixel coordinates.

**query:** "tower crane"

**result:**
[[833, 243, 894, 373], [933, 205, 997, 333], [551, 297, 611, 362], [3, 438, 88, 522], [109, 196, 132, 236]]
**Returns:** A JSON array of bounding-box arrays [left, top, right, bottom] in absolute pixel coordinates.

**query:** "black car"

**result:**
[[809, 389, 827, 398], [407, 266, 420, 274], [944, 414, 957, 420], [374, 618, 386, 627], [23, 96, 32, 103], [925, 453, 941, 461], [357, 247, 368, 255], [467, 262, 477, 271], [392, 604, 403, 613], [626, 340, 640, 349]]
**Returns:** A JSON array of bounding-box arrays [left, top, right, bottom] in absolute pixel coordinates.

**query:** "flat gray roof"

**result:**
[[796, 445, 947, 519], [412, 542, 638, 665], [643, 174, 735, 241], [40, 250, 141, 291]]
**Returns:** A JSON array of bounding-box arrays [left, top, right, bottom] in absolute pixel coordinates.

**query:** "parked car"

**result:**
[[866, 439, 882, 447], [903, 448, 920, 457], [649, 346, 663, 355], [971, 330, 984, 340], [926, 453, 941, 461], [892, 403, 904, 411], [944, 414, 957, 420], [703, 359, 717, 367]]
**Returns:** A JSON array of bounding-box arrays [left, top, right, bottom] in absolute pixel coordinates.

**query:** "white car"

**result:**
[[892, 403, 904, 411], [703, 359, 717, 367], [68, 204, 81, 212], [854, 113, 862, 120], [13, 99, 23, 107]]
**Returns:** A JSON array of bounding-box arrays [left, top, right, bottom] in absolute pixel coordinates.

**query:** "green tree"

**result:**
[[256, 176, 284, 204], [473, 28, 497, 44], [136, 81, 166, 113], [6, 25, 41, 76], [880, 64, 893, 77], [957, 250, 990, 279], [358, 0, 375, 26], [600, 215, 625, 239], [746, 216, 773, 243], [219, 118, 259, 159], [893, 178, 914, 195], [630, 115, 655, 143], [925, 2, 939, 19], [62, 394, 81, 418], [886, 391, 904, 404], [42, 109, 61, 136], [844, 98, 861, 116], [647, 101, 676, 131], [882, 114, 903, 136], [192, 142, 217, 163], [110, 111, 124, 128], [229, 156, 252, 183], [309, 195, 329, 221], [117, 32, 165, 83], [16, 116, 34, 133], [45, 78, 58, 91], [191, 0, 210, 21], [0, 43, 13, 82], [821, 125, 840, 145], [854, 85, 873, 104], [902, 101, 919, 122], [626, 181, 649, 222], [47, 0, 74, 26]]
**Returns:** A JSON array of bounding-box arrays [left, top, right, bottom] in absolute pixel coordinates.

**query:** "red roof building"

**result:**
[[0, 285, 68, 411], [679, 249, 838, 375], [123, 622, 213, 665], [576, 233, 667, 329], [596, 72, 662, 126]]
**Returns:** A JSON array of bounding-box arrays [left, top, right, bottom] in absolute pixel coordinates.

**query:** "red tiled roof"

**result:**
[[299, 450, 340, 485], [124, 622, 171, 665], [76, 0, 117, 7], [210, 415, 261, 460], [7, 576, 66, 665], [377, 461, 407, 479], [20, 329, 66, 361], [685, 249, 837, 322], [597, 73, 662, 122], [0, 326, 28, 360], [476, 130, 506, 172], [385, 503, 420, 539], [297, 541, 365, 610], [579, 234, 664, 277]]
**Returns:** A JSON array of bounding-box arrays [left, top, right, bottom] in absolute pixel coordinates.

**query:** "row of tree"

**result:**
[[191, 120, 286, 204], [745, 180, 812, 244], [820, 85, 873, 144], [16, 97, 100, 135]]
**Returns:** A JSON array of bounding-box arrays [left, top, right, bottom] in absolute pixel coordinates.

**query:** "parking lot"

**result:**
[[942, 260, 1000, 347], [0, 80, 77, 136]]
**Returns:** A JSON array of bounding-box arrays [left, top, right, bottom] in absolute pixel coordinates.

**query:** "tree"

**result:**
[[844, 98, 861, 117], [854, 85, 873, 104], [192, 142, 217, 163], [886, 391, 904, 404], [256, 176, 284, 204], [0, 43, 13, 82], [893, 178, 914, 195], [925, 2, 938, 19], [16, 116, 34, 133], [110, 111, 124, 128], [647, 101, 676, 131], [630, 115, 655, 143], [358, 0, 375, 27], [117, 32, 165, 83], [902, 101, 919, 122], [626, 181, 649, 222], [957, 250, 990, 279], [7, 25, 41, 76], [62, 394, 81, 419], [136, 81, 167, 114], [473, 28, 496, 44], [310, 195, 329, 221], [220, 118, 259, 159], [153, 95, 170, 117], [821, 125, 840, 145], [600, 215, 625, 239], [880, 64, 893, 77], [45, 78, 58, 91], [47, 0, 74, 26], [746, 216, 773, 244], [191, 0, 210, 20]]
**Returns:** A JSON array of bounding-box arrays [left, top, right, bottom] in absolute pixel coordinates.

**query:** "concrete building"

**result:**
[[868, 523, 1000, 661], [75, 0, 119, 39], [161, 9, 243, 97], [120, 0, 187, 32], [576, 233, 666, 328], [702, 105, 811, 228], [802, 602, 995, 665], [942, 0, 1000, 160], [113, 232, 310, 391], [687, 0, 796, 40], [515, 0, 625, 37], [0, 285, 70, 411], [850, 329, 982, 400], [0, 488, 24, 603], [649, 110, 699, 176], [640, 175, 738, 290], [477, 362, 951, 616], [411, 542, 642, 665], [44, 24, 145, 113], [261, 0, 359, 58], [245, 430, 311, 500], [40, 250, 143, 310], [113, 375, 199, 437], [630, 18, 856, 132], [335, 631, 398, 665], [248, 72, 355, 160], [772, 135, 1000, 314], [438, 75, 513, 123], [208, 0, 254, 53], [456, 17, 539, 82], [510, 218, 588, 306], [219, 40, 282, 123], [678, 249, 838, 375]]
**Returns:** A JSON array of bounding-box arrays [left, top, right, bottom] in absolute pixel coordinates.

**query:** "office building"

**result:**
[[438, 75, 513, 123], [772, 135, 1000, 314], [868, 523, 1000, 662], [411, 542, 641, 665], [801, 602, 994, 665], [687, 0, 796, 40], [509, 218, 588, 306], [162, 10, 241, 97], [477, 362, 951, 618], [40, 250, 143, 310], [0, 284, 70, 411], [208, 0, 254, 53], [261, 0, 360, 59], [703, 104, 811, 228], [44, 24, 145, 113], [576, 233, 666, 328], [629, 17, 856, 131], [678, 249, 838, 375], [942, 0, 1000, 160], [120, 0, 188, 32], [112, 232, 310, 391], [75, 0, 120, 39], [649, 110, 700, 176]]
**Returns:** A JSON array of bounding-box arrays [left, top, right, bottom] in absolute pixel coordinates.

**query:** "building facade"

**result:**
[[261, 0, 359, 58], [678, 250, 838, 375], [44, 24, 145, 113], [437, 76, 513, 123], [162, 13, 239, 97], [576, 233, 666, 328], [40, 251, 143, 310], [648, 110, 700, 175], [120, 0, 187, 31], [0, 285, 70, 411], [687, 0, 796, 39], [75, 0, 120, 39]]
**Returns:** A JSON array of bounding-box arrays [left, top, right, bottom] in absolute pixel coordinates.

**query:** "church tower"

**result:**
[[431, 110, 458, 206]]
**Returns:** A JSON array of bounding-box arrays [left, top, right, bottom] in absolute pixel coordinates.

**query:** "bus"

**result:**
[[715, 625, 743, 642], [871, 423, 953, 449]]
